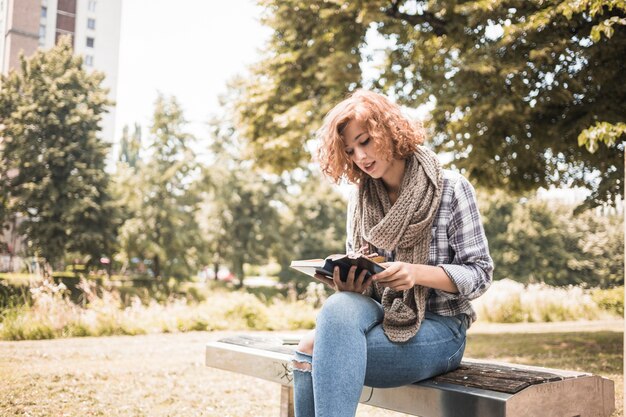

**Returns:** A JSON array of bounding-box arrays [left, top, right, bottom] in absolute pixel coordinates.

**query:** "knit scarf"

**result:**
[[351, 146, 443, 342]]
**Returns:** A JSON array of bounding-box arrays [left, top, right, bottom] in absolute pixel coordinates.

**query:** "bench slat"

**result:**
[[432, 362, 566, 394]]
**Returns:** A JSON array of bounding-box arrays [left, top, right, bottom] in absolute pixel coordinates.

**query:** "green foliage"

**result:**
[[234, 1, 366, 172], [225, 296, 270, 329], [239, 0, 625, 208], [197, 114, 284, 286], [0, 37, 119, 268], [592, 286, 624, 316], [274, 172, 348, 289], [578, 121, 626, 153], [113, 96, 203, 280], [0, 306, 56, 340], [479, 190, 623, 288], [0, 279, 31, 309]]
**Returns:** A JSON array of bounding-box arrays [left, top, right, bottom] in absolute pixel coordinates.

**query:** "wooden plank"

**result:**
[[432, 362, 566, 394]]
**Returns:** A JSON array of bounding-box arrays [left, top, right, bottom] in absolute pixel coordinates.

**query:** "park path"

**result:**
[[0, 320, 622, 416]]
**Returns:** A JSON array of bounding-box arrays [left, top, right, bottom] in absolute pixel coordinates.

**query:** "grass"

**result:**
[[466, 331, 623, 375]]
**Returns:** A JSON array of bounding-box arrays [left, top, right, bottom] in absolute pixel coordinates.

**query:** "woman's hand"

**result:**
[[372, 262, 417, 291], [314, 265, 371, 293]]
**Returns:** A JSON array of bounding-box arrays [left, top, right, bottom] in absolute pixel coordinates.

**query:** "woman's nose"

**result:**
[[353, 147, 366, 161]]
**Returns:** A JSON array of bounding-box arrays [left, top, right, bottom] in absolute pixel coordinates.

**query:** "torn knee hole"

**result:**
[[292, 360, 312, 372]]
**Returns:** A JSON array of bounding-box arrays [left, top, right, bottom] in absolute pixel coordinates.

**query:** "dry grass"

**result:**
[[0, 279, 318, 341], [0, 326, 622, 417], [1, 278, 622, 342], [473, 279, 622, 322], [0, 331, 410, 417]]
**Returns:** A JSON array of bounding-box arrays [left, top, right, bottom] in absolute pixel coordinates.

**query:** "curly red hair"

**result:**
[[316, 89, 425, 184]]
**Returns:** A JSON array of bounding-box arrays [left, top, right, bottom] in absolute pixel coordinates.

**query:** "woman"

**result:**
[[291, 90, 494, 417]]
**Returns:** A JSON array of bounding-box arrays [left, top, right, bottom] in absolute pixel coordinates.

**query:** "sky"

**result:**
[[114, 0, 272, 142]]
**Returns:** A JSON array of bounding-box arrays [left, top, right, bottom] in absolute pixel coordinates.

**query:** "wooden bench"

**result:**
[[205, 334, 615, 417]]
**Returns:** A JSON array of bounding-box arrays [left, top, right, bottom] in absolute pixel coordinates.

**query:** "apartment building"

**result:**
[[0, 0, 122, 143]]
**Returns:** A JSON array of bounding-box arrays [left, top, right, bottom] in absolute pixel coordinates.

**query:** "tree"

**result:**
[[274, 172, 348, 290], [479, 189, 623, 287], [199, 116, 283, 287], [236, 0, 625, 208], [116, 95, 203, 280], [110, 124, 144, 274], [0, 38, 118, 271]]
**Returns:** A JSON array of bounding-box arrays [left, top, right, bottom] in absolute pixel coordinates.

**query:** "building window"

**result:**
[[88, 0, 96, 12], [39, 25, 46, 45], [85, 55, 93, 66], [87, 18, 95, 30], [86, 37, 94, 48], [41, 6, 47, 17]]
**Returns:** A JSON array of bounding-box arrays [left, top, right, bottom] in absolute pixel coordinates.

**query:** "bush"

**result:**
[[591, 286, 624, 316], [0, 280, 31, 309]]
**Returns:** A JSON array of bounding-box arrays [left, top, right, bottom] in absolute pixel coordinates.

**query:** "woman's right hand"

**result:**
[[314, 265, 371, 293]]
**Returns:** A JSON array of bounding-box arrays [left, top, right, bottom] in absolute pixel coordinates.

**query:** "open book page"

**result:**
[[289, 259, 325, 278]]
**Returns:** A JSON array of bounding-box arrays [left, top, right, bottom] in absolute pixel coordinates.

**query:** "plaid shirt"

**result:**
[[347, 169, 494, 325]]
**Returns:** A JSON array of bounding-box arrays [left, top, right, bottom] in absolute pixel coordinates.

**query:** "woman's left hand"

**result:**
[[372, 262, 417, 291]]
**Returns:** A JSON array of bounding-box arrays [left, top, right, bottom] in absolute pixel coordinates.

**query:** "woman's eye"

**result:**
[[346, 149, 354, 155], [362, 138, 370, 145]]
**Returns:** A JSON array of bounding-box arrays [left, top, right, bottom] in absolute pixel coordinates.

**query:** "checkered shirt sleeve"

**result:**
[[426, 170, 493, 322]]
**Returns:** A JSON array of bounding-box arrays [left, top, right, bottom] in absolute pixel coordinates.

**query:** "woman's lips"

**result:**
[[363, 161, 376, 173]]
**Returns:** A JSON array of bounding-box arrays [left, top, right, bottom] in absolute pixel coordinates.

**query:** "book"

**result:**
[[290, 254, 386, 282]]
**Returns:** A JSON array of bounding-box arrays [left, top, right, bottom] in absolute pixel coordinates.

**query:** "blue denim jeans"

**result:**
[[292, 292, 468, 417]]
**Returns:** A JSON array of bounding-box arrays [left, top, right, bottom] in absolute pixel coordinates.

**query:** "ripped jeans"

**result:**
[[292, 292, 468, 417]]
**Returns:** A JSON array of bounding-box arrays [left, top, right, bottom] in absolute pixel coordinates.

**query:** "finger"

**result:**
[[332, 266, 344, 290], [347, 265, 358, 282], [373, 265, 398, 282], [341, 265, 358, 291], [362, 278, 372, 291], [355, 268, 368, 288]]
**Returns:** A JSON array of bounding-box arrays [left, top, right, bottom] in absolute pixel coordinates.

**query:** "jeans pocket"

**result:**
[[445, 338, 466, 373]]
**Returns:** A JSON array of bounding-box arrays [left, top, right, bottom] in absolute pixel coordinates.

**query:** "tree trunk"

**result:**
[[106, 253, 112, 279], [233, 258, 244, 289], [153, 255, 161, 280]]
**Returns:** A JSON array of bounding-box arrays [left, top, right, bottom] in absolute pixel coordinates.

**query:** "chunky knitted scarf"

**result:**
[[351, 147, 443, 342]]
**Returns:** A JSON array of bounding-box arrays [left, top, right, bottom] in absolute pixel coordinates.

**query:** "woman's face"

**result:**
[[342, 119, 393, 180]]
